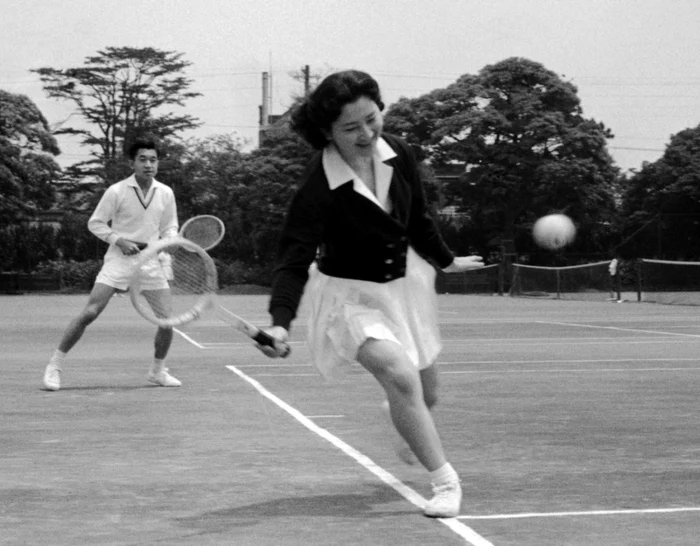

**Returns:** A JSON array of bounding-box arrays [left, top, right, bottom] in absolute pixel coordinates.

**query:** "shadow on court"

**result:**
[[176, 485, 414, 530], [41, 385, 156, 392]]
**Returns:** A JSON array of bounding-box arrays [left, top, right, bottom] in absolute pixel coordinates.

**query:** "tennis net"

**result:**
[[639, 258, 700, 305], [510, 261, 616, 301]]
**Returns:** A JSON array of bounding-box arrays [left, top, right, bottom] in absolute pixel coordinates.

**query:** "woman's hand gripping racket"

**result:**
[[130, 236, 290, 357]]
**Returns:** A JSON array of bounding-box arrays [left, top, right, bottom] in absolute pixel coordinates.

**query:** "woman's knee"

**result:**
[[358, 339, 421, 396]]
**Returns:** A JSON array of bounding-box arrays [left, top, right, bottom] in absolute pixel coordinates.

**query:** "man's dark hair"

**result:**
[[127, 136, 160, 160]]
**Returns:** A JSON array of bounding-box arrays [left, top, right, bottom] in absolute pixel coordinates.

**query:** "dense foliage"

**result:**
[[618, 124, 700, 260], [384, 57, 621, 263], [0, 90, 61, 225]]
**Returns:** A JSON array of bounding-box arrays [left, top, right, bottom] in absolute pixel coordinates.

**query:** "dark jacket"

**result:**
[[269, 133, 454, 329]]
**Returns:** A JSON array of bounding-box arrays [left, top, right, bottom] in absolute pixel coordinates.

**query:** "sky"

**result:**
[[3, 0, 700, 173]]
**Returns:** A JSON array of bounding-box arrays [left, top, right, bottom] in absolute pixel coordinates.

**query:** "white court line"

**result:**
[[232, 357, 699, 369], [173, 328, 205, 348], [443, 367, 700, 375], [443, 335, 698, 342], [226, 364, 494, 546], [538, 320, 700, 339], [443, 358, 699, 365], [183, 337, 700, 350], [460, 507, 700, 520]]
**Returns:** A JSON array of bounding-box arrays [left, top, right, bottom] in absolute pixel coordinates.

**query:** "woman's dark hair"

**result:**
[[127, 136, 160, 160], [290, 70, 385, 149]]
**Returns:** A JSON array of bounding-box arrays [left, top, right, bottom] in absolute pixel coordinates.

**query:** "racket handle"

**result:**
[[253, 330, 291, 358]]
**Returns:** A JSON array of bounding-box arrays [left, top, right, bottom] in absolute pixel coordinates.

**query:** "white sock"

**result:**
[[151, 358, 167, 373], [51, 350, 66, 362], [429, 463, 459, 486]]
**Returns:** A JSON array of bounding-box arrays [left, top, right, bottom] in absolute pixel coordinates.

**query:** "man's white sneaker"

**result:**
[[424, 480, 462, 518], [43, 361, 62, 391], [381, 400, 417, 465], [147, 368, 182, 387]]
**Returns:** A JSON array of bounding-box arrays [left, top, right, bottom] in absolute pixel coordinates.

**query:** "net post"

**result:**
[[636, 259, 642, 302], [500, 238, 516, 297]]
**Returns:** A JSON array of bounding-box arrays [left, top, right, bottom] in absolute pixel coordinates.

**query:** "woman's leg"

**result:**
[[357, 338, 446, 471], [420, 363, 439, 410], [358, 340, 462, 517]]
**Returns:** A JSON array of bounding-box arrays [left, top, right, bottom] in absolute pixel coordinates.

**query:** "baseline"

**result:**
[[459, 507, 700, 520], [537, 320, 700, 339]]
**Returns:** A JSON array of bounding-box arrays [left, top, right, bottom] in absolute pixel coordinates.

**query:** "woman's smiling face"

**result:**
[[325, 96, 384, 161]]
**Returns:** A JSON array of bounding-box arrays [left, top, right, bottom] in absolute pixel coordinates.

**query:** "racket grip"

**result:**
[[253, 330, 291, 358]]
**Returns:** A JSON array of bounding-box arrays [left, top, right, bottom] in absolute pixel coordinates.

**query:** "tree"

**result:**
[[233, 124, 315, 265], [384, 57, 620, 261], [619, 124, 700, 259], [169, 126, 313, 274], [32, 47, 202, 183], [0, 90, 61, 224]]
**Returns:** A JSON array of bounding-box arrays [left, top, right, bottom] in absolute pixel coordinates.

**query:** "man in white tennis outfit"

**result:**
[[43, 137, 181, 391]]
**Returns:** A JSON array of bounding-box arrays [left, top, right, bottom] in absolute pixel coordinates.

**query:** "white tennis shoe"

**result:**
[[424, 480, 462, 518], [147, 368, 182, 387], [43, 361, 62, 391]]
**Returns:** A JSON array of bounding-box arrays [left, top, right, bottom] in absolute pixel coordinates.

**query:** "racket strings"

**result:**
[[181, 217, 224, 250], [170, 247, 218, 294], [132, 242, 218, 326]]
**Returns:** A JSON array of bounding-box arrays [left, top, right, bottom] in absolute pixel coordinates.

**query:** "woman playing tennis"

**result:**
[[259, 70, 483, 518]]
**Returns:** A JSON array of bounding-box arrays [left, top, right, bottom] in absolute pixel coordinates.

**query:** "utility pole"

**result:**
[[260, 71, 270, 127], [303, 65, 310, 96]]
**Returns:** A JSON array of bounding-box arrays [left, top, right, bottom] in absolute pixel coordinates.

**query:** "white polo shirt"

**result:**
[[88, 175, 178, 260]]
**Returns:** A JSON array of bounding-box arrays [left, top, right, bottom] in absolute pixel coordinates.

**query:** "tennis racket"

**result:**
[[158, 214, 225, 282], [126, 215, 225, 255], [130, 236, 289, 357], [178, 214, 225, 251]]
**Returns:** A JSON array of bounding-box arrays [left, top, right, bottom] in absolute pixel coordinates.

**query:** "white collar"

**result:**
[[322, 137, 397, 210]]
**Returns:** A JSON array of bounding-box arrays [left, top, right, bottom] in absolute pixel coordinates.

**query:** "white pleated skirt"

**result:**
[[301, 247, 442, 379]]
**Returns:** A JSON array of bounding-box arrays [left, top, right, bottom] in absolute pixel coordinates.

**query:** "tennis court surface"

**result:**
[[3, 294, 699, 545]]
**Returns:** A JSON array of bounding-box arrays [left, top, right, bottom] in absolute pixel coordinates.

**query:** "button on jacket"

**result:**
[[270, 133, 454, 329]]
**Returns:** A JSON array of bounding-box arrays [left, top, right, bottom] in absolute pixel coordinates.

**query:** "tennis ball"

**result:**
[[532, 214, 576, 250]]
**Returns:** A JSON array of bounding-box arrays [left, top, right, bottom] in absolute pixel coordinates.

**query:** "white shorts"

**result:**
[[95, 250, 169, 291]]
